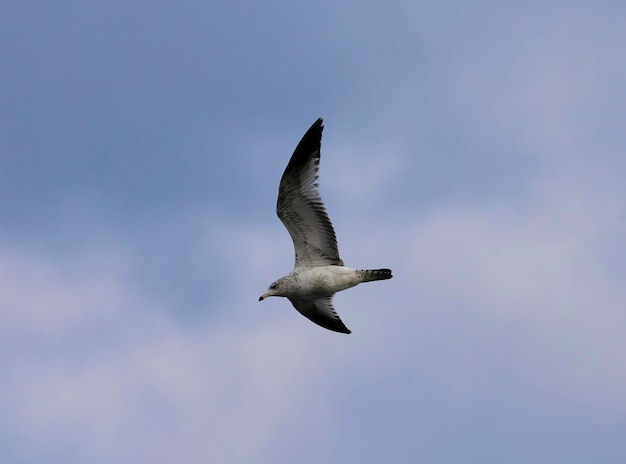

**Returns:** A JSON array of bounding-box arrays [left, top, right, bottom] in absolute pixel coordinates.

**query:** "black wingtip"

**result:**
[[325, 322, 352, 334], [281, 117, 325, 177], [297, 117, 324, 151], [324, 325, 351, 334]]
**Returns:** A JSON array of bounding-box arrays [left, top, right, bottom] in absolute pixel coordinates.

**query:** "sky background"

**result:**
[[2, 1, 626, 462]]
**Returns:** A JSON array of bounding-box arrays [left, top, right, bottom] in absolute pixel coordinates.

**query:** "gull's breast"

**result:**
[[295, 266, 360, 295]]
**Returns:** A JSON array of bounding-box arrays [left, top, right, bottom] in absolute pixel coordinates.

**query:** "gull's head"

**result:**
[[259, 279, 284, 301]]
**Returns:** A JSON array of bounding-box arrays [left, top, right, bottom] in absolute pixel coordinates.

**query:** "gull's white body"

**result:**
[[272, 266, 362, 298]]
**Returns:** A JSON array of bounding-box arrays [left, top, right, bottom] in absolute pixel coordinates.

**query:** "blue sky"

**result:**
[[2, 1, 625, 462]]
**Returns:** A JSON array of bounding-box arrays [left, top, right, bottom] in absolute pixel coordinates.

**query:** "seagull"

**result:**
[[259, 118, 392, 334]]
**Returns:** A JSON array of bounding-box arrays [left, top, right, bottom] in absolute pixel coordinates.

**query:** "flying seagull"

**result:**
[[259, 118, 392, 334]]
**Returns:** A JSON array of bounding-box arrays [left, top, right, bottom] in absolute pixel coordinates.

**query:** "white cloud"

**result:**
[[0, 244, 350, 463], [401, 166, 626, 408]]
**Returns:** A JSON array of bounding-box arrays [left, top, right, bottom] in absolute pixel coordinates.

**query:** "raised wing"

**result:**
[[276, 118, 343, 268], [289, 295, 351, 334]]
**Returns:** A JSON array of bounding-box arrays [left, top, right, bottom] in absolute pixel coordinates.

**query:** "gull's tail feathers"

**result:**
[[357, 268, 393, 282]]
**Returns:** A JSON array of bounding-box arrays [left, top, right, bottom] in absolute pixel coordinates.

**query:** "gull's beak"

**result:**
[[259, 293, 269, 301]]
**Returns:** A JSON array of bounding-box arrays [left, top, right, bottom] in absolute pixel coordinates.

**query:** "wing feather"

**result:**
[[289, 295, 351, 334], [276, 118, 343, 268]]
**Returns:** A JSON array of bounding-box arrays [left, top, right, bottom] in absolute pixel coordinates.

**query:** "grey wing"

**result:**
[[276, 118, 343, 268], [289, 295, 351, 334]]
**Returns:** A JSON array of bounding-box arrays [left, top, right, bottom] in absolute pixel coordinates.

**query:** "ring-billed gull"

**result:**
[[259, 118, 392, 334]]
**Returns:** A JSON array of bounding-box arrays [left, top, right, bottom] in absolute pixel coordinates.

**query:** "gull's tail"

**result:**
[[357, 268, 393, 282]]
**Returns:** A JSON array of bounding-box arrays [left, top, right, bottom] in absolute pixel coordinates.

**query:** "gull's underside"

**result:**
[[276, 118, 343, 269]]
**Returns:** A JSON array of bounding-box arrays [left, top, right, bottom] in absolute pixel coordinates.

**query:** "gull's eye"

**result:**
[[270, 283, 278, 290]]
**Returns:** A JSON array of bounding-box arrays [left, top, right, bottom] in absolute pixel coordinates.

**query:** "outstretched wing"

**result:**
[[289, 295, 351, 334], [276, 118, 343, 268]]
